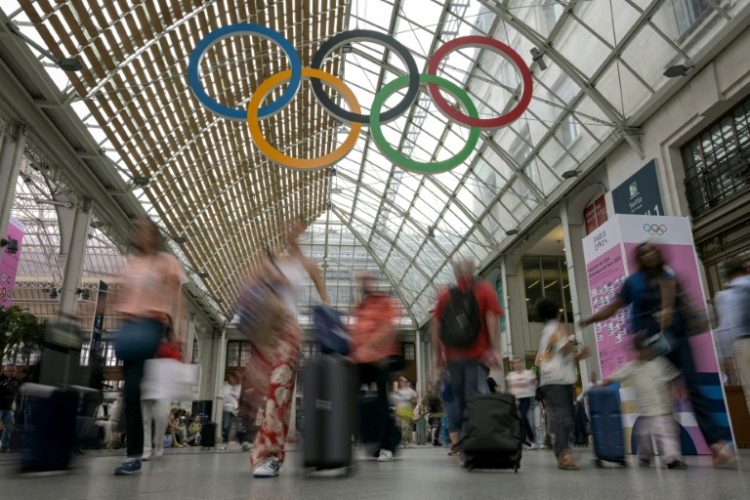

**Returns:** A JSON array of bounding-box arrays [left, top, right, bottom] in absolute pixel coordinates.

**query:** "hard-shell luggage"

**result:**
[[587, 386, 627, 467], [200, 422, 217, 448], [461, 394, 524, 472], [302, 355, 356, 473]]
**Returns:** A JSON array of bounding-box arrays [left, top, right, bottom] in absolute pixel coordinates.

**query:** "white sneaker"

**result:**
[[153, 447, 164, 460], [141, 448, 152, 461], [377, 450, 394, 462], [253, 458, 281, 478]]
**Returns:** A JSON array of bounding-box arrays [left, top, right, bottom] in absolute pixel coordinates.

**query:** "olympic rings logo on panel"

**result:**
[[642, 224, 668, 236], [188, 25, 533, 173]]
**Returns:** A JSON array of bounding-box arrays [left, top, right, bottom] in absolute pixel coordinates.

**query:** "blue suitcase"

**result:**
[[587, 386, 627, 467]]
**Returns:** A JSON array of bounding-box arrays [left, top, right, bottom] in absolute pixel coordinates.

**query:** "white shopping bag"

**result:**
[[142, 358, 200, 401]]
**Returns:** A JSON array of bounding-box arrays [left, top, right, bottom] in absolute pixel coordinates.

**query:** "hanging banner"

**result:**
[[612, 160, 664, 215], [583, 215, 732, 455], [0, 218, 25, 309], [584, 194, 608, 235]]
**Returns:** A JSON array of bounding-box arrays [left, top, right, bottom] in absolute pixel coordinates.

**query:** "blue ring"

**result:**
[[187, 24, 302, 121]]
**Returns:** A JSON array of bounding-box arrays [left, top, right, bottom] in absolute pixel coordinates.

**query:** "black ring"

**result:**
[[310, 29, 420, 125]]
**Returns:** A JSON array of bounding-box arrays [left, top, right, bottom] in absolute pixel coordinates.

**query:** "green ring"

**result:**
[[369, 74, 480, 174]]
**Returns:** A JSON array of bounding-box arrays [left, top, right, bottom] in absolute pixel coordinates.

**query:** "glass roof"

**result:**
[[3, 0, 742, 325]]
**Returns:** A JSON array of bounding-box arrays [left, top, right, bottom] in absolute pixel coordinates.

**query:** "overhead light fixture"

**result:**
[[427, 225, 436, 238], [198, 272, 209, 279], [6, 22, 83, 72], [505, 228, 519, 236], [90, 221, 102, 229], [172, 235, 187, 244], [561, 169, 579, 179], [530, 47, 547, 71], [342, 44, 353, 54], [133, 175, 150, 187], [1, 238, 19, 254], [663, 64, 693, 78]]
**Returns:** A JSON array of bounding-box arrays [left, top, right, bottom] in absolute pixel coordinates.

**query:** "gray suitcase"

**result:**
[[302, 355, 356, 473]]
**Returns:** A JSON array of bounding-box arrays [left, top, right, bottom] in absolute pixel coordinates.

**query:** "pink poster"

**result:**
[[0, 218, 24, 309]]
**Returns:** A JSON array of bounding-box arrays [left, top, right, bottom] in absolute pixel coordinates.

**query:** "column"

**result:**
[[0, 123, 27, 241], [415, 329, 423, 397], [56, 194, 93, 316], [211, 327, 228, 439]]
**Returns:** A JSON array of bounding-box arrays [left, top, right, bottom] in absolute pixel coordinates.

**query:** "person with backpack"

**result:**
[[431, 259, 503, 458], [715, 257, 750, 416]]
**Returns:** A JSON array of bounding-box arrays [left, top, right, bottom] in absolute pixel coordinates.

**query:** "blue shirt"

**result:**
[[617, 270, 687, 337]]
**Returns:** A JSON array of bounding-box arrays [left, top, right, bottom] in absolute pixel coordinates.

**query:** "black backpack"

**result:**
[[439, 285, 481, 347]]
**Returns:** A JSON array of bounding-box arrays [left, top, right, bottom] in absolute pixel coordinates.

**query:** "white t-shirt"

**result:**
[[610, 357, 680, 416], [222, 383, 241, 415], [537, 320, 577, 386], [506, 370, 537, 399]]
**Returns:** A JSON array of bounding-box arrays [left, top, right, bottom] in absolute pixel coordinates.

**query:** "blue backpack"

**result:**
[[312, 305, 350, 355]]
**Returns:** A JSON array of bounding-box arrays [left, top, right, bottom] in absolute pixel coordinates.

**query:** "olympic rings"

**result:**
[[188, 24, 302, 121], [426, 36, 533, 129], [189, 25, 534, 171], [370, 74, 480, 174], [310, 29, 420, 124], [643, 224, 668, 236], [247, 68, 362, 170]]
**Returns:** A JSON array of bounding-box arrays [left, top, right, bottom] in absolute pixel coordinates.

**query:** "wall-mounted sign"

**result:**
[[612, 160, 664, 216], [584, 194, 608, 235], [0, 218, 24, 309]]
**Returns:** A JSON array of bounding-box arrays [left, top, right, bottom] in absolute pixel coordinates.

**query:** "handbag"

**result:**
[[644, 277, 677, 358], [115, 318, 164, 362], [142, 358, 201, 401]]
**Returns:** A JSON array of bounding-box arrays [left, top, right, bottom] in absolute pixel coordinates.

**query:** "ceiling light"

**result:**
[[198, 272, 209, 279], [530, 47, 547, 71], [133, 175, 150, 187], [505, 228, 519, 236], [173, 235, 187, 244], [6, 22, 83, 72], [664, 64, 693, 78], [561, 170, 579, 179]]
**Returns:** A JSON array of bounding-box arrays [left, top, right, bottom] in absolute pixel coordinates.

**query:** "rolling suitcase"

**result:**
[[201, 422, 217, 448], [302, 355, 355, 474], [461, 394, 524, 472], [587, 386, 627, 467]]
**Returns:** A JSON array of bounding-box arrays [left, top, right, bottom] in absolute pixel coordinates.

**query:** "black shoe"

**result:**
[[639, 458, 651, 468], [667, 460, 688, 470]]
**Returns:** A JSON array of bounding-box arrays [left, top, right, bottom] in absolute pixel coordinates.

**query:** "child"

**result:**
[[600, 333, 687, 469]]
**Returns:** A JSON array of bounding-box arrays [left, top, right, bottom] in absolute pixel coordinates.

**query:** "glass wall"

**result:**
[[523, 256, 573, 323]]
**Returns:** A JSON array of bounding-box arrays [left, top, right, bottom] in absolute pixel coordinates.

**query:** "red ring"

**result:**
[[426, 36, 533, 129]]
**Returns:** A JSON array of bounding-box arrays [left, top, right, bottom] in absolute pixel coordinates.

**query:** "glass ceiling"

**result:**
[[3, 0, 742, 326]]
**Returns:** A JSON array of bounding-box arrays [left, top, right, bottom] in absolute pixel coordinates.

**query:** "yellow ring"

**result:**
[[247, 68, 362, 170]]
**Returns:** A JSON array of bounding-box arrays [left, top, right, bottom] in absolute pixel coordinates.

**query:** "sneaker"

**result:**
[[666, 460, 688, 470], [377, 450, 394, 462], [114, 458, 142, 476], [152, 448, 164, 460], [141, 448, 152, 461], [558, 452, 579, 471], [253, 458, 281, 478]]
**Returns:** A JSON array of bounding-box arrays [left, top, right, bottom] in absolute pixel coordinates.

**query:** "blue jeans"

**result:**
[[446, 360, 489, 433], [1, 409, 14, 450], [222, 411, 236, 442]]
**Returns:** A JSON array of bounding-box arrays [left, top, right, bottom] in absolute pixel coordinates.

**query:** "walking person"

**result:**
[[581, 243, 735, 467], [394, 377, 418, 447], [506, 357, 537, 448], [0, 365, 19, 452], [413, 399, 429, 445], [220, 373, 241, 444], [536, 298, 591, 470], [714, 257, 750, 415], [350, 271, 401, 462], [240, 218, 329, 478], [113, 218, 185, 475], [600, 333, 688, 469], [431, 259, 503, 459]]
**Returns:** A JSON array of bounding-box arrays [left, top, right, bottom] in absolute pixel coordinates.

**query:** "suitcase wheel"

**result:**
[[594, 459, 604, 468], [618, 460, 627, 468]]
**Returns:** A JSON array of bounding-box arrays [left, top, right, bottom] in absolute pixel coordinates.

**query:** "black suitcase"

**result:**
[[303, 355, 355, 473], [201, 422, 217, 448], [461, 394, 524, 472]]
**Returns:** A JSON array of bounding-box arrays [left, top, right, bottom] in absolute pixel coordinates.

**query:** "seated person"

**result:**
[[187, 415, 202, 446]]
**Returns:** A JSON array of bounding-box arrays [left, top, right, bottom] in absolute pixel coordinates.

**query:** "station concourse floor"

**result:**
[[1, 447, 749, 500]]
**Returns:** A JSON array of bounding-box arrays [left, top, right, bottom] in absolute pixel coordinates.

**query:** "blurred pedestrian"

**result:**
[[714, 257, 750, 414], [0, 365, 19, 452], [113, 218, 184, 475], [536, 298, 590, 470], [221, 372, 241, 444], [581, 242, 735, 467], [394, 377, 417, 447], [241, 218, 329, 478], [413, 399, 429, 445], [350, 271, 401, 462], [600, 333, 687, 469], [506, 357, 537, 448], [431, 259, 503, 459]]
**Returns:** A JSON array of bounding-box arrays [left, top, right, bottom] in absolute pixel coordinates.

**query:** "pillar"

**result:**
[[56, 194, 93, 316], [211, 327, 228, 438], [0, 123, 27, 242]]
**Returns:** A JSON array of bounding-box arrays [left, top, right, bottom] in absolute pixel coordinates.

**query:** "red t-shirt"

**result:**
[[350, 292, 401, 364], [434, 278, 503, 361]]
